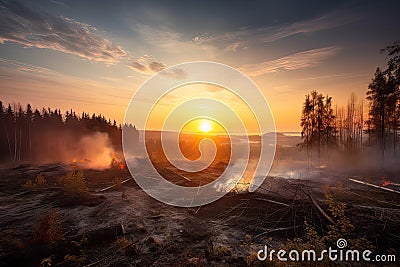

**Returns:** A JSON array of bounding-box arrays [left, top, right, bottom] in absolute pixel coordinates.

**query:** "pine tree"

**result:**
[[300, 90, 336, 163]]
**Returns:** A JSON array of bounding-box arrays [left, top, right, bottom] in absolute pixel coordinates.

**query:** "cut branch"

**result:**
[[303, 190, 335, 224], [254, 197, 290, 207], [349, 178, 400, 194], [99, 177, 132, 192]]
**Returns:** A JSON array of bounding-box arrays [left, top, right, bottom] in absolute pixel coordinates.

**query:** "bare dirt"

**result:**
[[0, 161, 399, 266]]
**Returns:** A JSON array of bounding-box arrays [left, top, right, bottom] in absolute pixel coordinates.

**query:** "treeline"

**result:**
[[300, 42, 400, 164], [0, 102, 139, 164]]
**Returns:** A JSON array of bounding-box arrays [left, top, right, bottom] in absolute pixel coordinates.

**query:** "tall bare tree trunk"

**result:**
[[19, 127, 22, 162], [28, 122, 31, 161], [5, 127, 12, 162], [14, 121, 17, 163], [381, 106, 385, 168]]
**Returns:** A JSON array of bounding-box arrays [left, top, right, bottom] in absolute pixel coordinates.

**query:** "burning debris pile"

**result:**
[[110, 152, 126, 170]]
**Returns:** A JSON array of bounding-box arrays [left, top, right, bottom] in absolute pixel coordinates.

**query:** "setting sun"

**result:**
[[199, 120, 212, 133]]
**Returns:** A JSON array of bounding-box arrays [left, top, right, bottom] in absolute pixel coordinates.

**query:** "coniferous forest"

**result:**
[[299, 42, 400, 167], [0, 102, 139, 165]]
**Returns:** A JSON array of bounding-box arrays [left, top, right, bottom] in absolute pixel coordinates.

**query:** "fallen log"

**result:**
[[347, 190, 400, 208], [302, 190, 334, 224], [254, 197, 290, 207], [354, 205, 400, 212], [99, 177, 132, 192], [349, 178, 400, 195]]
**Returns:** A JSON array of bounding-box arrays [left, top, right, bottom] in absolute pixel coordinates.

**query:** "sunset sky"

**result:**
[[1, 0, 400, 132]]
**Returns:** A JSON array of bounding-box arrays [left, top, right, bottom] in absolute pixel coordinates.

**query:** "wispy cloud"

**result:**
[[129, 55, 187, 79], [135, 24, 183, 50], [135, 24, 218, 60], [129, 24, 214, 77], [192, 10, 358, 51], [299, 72, 368, 81], [0, 57, 58, 75], [129, 55, 166, 75], [0, 1, 127, 64], [238, 47, 339, 76], [224, 42, 243, 52], [261, 11, 358, 43], [0, 57, 131, 108]]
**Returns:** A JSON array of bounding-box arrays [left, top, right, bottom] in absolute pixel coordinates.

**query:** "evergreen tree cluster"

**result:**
[[300, 91, 336, 160], [367, 42, 400, 158], [300, 42, 400, 163], [0, 101, 139, 164]]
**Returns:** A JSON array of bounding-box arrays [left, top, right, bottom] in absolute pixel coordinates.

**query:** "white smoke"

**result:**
[[64, 132, 115, 170]]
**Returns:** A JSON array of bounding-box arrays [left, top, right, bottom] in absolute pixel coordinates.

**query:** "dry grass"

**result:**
[[23, 173, 47, 190], [57, 170, 87, 193], [32, 209, 62, 245]]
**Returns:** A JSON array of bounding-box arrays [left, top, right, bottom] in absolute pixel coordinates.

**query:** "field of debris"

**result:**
[[0, 154, 399, 266]]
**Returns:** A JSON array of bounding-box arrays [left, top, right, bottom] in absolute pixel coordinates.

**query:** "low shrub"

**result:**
[[58, 170, 87, 193], [32, 209, 62, 245], [23, 173, 47, 190]]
